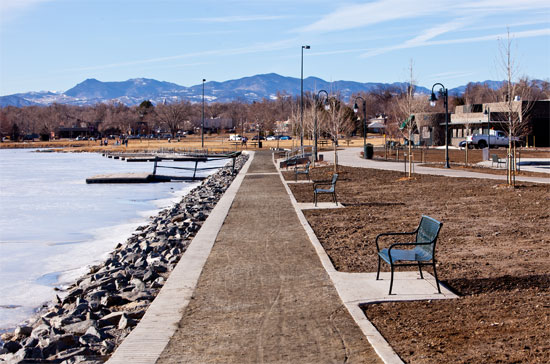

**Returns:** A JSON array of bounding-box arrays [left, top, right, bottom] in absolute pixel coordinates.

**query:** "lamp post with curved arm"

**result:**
[[353, 96, 367, 159], [300, 45, 310, 156], [484, 106, 491, 153], [430, 83, 450, 168], [314, 90, 329, 162]]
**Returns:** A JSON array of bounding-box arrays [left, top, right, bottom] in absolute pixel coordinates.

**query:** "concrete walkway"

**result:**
[[323, 148, 550, 184], [108, 150, 460, 364], [155, 151, 381, 363]]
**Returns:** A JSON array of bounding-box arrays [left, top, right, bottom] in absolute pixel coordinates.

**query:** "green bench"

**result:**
[[295, 161, 311, 182], [375, 215, 443, 294], [313, 173, 338, 206]]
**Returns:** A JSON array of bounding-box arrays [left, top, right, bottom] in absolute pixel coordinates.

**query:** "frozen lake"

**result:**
[[0, 149, 226, 330]]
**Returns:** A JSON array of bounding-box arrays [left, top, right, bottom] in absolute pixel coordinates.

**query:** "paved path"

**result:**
[[323, 148, 549, 184], [156, 151, 381, 364]]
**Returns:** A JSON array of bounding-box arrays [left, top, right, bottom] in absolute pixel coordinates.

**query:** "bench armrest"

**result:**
[[375, 231, 416, 251]]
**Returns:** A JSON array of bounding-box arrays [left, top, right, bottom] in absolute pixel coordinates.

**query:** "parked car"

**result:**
[[279, 135, 292, 140], [229, 134, 242, 141], [466, 131, 521, 149], [266, 135, 278, 141], [252, 135, 265, 140]]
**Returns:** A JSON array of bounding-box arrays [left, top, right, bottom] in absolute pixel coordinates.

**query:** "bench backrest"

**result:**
[[322, 173, 338, 192], [304, 161, 311, 171], [330, 173, 338, 190], [414, 215, 443, 259]]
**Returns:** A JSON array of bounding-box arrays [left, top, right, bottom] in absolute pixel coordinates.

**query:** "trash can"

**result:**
[[258, 141, 263, 148], [364, 143, 374, 159]]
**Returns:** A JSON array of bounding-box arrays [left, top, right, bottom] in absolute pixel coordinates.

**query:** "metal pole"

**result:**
[[314, 97, 318, 162], [201, 79, 205, 148], [430, 83, 450, 168], [300, 48, 304, 155], [444, 88, 450, 168], [300, 45, 310, 156], [487, 106, 491, 157], [363, 100, 367, 158], [315, 90, 328, 162]]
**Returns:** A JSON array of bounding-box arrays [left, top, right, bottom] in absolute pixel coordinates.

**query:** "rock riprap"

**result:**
[[0, 154, 248, 364]]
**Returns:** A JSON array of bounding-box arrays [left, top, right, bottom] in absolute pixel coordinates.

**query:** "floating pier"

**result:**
[[88, 151, 241, 184], [85, 173, 207, 184]]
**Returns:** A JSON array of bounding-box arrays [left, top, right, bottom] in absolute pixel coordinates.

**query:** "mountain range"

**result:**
[[0, 73, 508, 108]]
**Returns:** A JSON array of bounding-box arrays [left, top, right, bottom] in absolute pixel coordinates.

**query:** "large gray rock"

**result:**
[[98, 312, 125, 327], [63, 320, 96, 335]]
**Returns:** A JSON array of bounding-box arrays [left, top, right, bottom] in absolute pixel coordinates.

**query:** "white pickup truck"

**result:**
[[466, 131, 521, 149]]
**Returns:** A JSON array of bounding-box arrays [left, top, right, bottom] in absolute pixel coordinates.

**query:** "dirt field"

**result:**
[[0, 135, 386, 153], [284, 165, 550, 363]]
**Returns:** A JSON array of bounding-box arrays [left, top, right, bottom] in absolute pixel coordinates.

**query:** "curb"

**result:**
[[106, 152, 254, 364]]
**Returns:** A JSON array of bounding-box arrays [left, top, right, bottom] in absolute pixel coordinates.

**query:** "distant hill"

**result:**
[[0, 95, 38, 107], [0, 74, 516, 107], [448, 80, 507, 96]]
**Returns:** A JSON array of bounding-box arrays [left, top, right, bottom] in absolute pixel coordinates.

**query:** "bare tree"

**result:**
[[497, 28, 536, 186], [320, 94, 354, 172], [393, 60, 426, 177], [155, 101, 194, 136]]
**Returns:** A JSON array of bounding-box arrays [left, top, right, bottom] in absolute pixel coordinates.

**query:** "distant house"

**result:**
[[199, 117, 234, 132], [413, 100, 549, 147], [449, 100, 549, 147]]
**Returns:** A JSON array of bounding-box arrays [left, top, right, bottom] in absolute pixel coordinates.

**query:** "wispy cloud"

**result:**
[[297, 0, 442, 33], [297, 0, 550, 34], [66, 38, 298, 72], [404, 18, 474, 46], [0, 0, 53, 20], [361, 28, 550, 58]]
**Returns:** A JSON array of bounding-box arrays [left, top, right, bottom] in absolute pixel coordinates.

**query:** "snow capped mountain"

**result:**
[[0, 74, 510, 107]]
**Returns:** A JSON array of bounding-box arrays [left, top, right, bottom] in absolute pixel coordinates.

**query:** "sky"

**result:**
[[1, 0, 549, 96]]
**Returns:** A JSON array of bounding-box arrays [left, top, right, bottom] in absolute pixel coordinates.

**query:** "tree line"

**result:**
[[1, 80, 548, 142]]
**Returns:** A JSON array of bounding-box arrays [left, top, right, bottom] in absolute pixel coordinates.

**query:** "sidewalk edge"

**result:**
[[106, 151, 254, 364]]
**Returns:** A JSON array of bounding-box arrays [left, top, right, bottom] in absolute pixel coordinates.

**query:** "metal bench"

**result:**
[[375, 215, 443, 294], [491, 154, 505, 168], [295, 161, 311, 182], [313, 173, 338, 206]]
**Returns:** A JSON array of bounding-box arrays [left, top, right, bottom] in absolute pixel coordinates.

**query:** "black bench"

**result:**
[[375, 215, 443, 294]]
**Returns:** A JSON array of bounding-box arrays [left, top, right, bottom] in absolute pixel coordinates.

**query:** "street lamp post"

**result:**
[[484, 106, 491, 153], [353, 96, 367, 159], [430, 83, 450, 168], [300, 45, 310, 156], [201, 78, 206, 148], [314, 90, 329, 162]]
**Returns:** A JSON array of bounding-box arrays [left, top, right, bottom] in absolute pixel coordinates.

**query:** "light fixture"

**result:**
[[429, 92, 437, 107]]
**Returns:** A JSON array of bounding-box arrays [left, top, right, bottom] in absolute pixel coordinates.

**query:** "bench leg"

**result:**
[[333, 192, 338, 206], [314, 192, 317, 207], [418, 262, 424, 279], [376, 256, 381, 280], [389, 265, 395, 295], [432, 261, 441, 294]]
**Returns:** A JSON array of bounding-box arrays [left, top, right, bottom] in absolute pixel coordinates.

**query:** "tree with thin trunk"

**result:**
[[497, 28, 536, 186], [320, 94, 354, 173], [393, 60, 426, 177]]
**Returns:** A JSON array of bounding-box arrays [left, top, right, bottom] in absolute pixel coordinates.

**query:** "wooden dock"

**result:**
[[88, 151, 241, 184], [86, 173, 205, 184]]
